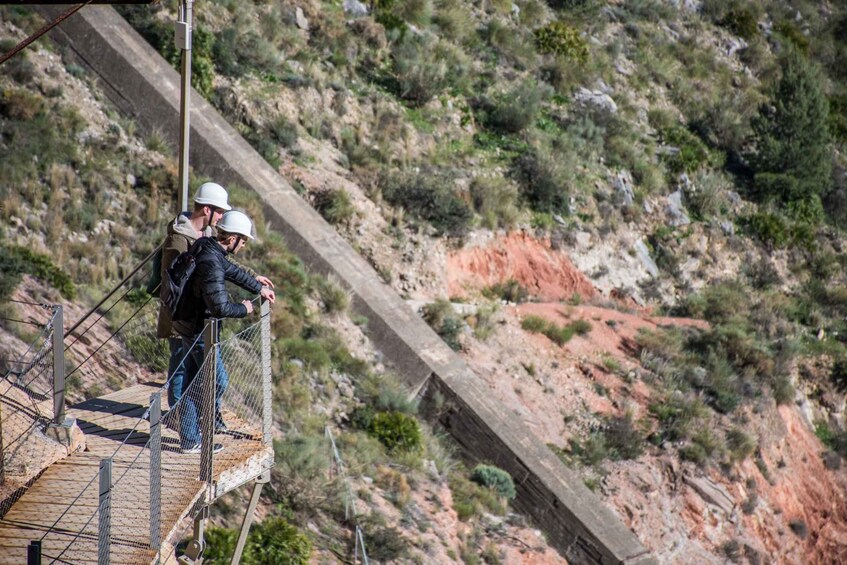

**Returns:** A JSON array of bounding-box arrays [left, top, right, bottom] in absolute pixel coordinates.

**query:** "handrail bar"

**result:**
[[65, 243, 162, 339]]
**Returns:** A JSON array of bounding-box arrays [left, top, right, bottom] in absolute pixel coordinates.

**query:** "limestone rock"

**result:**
[[343, 0, 368, 17], [633, 239, 659, 277], [573, 87, 617, 115], [666, 189, 690, 227]]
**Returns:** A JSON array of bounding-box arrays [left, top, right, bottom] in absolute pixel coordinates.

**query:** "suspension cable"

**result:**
[[7, 298, 53, 309], [0, 316, 43, 326], [65, 244, 162, 340], [0, 1, 94, 67], [64, 293, 155, 381]]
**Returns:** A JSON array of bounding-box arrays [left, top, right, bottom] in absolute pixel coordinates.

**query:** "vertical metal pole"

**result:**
[[98, 459, 112, 565], [176, 0, 194, 213], [26, 540, 41, 565], [199, 320, 217, 484], [230, 472, 269, 565], [357, 525, 369, 565], [0, 403, 4, 485], [260, 300, 272, 445], [52, 305, 65, 424], [149, 392, 162, 550]]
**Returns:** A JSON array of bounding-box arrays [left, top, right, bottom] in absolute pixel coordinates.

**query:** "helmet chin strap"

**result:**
[[226, 236, 239, 254]]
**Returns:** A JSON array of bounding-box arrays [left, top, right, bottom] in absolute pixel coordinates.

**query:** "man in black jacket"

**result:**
[[173, 210, 275, 454]]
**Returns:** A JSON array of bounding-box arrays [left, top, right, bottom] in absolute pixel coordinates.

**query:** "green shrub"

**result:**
[[569, 319, 592, 336], [354, 371, 417, 414], [212, 27, 280, 79], [469, 176, 520, 229], [433, 0, 475, 43], [483, 279, 529, 303], [422, 299, 464, 350], [0, 245, 76, 300], [368, 411, 422, 452], [603, 412, 644, 460], [269, 116, 299, 149], [534, 21, 589, 61], [470, 464, 517, 499], [649, 394, 707, 442], [482, 79, 552, 134], [0, 88, 43, 120], [521, 315, 590, 346], [312, 275, 349, 314], [520, 315, 548, 333], [679, 443, 708, 465], [381, 170, 472, 236], [482, 18, 539, 69], [567, 431, 609, 466], [725, 427, 756, 463], [749, 47, 830, 206], [361, 523, 409, 562], [313, 188, 355, 225], [512, 145, 571, 213], [449, 469, 506, 519], [204, 516, 311, 564], [124, 334, 169, 372], [389, 34, 469, 106], [745, 210, 791, 248], [720, 7, 759, 40], [658, 125, 719, 175], [6, 53, 35, 85], [280, 337, 332, 372]]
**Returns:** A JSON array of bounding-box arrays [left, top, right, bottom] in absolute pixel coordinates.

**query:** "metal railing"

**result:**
[[1, 302, 66, 516], [0, 246, 275, 564], [326, 426, 370, 565], [35, 304, 273, 564]]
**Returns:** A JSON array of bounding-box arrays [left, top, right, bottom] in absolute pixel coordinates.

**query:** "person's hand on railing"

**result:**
[[260, 286, 276, 305], [242, 299, 254, 314], [256, 275, 275, 289]]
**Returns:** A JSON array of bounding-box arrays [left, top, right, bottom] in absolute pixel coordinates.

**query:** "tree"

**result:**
[[750, 47, 831, 206]]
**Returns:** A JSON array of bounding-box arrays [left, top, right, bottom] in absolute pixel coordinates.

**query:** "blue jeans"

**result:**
[[167, 338, 187, 408], [177, 336, 230, 447]]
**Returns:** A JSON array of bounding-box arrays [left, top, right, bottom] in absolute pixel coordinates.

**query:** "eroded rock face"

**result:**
[[446, 232, 597, 302]]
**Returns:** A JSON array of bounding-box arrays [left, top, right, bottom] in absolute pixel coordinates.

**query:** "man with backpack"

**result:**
[[155, 182, 272, 415], [171, 210, 275, 454]]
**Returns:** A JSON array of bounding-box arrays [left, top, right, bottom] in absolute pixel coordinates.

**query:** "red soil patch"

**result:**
[[448, 232, 597, 301], [514, 303, 708, 360]]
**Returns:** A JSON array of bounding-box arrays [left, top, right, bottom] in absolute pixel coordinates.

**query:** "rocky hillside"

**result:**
[[5, 0, 847, 563]]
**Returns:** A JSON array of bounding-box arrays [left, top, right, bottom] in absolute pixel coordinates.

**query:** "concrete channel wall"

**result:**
[[38, 7, 656, 564]]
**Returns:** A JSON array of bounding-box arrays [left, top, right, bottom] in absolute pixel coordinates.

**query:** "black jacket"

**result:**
[[172, 237, 262, 338]]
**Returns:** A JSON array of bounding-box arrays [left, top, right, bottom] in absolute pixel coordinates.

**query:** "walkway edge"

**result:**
[[39, 7, 656, 564]]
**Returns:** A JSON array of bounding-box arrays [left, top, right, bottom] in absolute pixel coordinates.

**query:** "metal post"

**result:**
[[260, 300, 272, 445], [176, 0, 194, 213], [230, 472, 269, 565], [52, 305, 65, 424], [199, 320, 217, 484], [98, 458, 112, 565], [149, 392, 162, 550], [26, 540, 41, 565], [356, 525, 369, 565], [0, 403, 4, 485]]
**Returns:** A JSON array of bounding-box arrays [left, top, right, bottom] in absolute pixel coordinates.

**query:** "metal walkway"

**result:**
[[0, 248, 275, 564], [0, 380, 272, 564]]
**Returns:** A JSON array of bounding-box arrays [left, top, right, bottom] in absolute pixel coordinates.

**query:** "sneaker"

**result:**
[[180, 442, 224, 454], [214, 417, 228, 433]]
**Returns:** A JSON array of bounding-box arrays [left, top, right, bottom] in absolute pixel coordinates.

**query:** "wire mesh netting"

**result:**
[[64, 254, 168, 399], [0, 241, 275, 563], [326, 426, 370, 564], [0, 307, 59, 518], [212, 321, 269, 493]]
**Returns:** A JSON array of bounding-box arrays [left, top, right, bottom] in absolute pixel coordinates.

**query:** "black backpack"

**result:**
[[162, 240, 202, 320]]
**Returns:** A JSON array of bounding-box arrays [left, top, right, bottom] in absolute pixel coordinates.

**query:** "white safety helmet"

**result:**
[[193, 182, 232, 210], [217, 210, 255, 240]]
